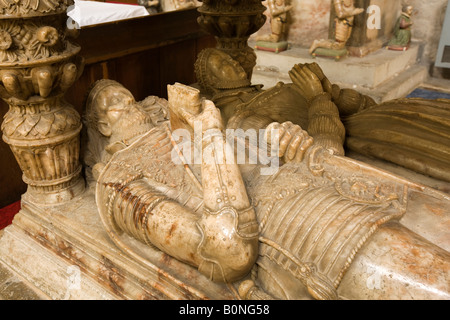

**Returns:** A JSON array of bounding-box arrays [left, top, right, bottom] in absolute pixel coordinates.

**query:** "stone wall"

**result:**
[[409, 0, 448, 63], [251, 0, 448, 65]]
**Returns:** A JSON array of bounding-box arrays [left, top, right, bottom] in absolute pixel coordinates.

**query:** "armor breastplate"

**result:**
[[246, 156, 407, 299], [97, 124, 204, 219]]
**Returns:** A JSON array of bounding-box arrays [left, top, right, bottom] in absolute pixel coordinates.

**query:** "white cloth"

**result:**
[[67, 1, 149, 28]]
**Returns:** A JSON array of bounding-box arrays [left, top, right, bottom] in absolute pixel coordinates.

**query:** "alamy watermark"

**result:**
[[171, 122, 281, 176], [367, 5, 382, 30], [63, 265, 81, 300]]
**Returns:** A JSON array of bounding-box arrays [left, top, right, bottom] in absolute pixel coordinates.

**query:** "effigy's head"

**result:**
[[194, 48, 251, 94], [85, 79, 155, 146]]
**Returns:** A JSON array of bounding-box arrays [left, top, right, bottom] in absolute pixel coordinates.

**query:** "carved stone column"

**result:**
[[197, 0, 267, 79], [0, 0, 85, 205]]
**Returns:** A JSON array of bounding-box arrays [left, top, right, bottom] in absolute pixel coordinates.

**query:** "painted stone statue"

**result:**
[[84, 62, 450, 299], [255, 0, 293, 53], [387, 5, 414, 51], [309, 0, 364, 60]]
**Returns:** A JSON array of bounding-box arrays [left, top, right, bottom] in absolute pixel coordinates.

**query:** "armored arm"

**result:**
[[168, 83, 259, 283], [98, 136, 258, 284], [194, 101, 259, 283], [97, 112, 258, 284], [99, 176, 204, 267], [288, 64, 346, 155]]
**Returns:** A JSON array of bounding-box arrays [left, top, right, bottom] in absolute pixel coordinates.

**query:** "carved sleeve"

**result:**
[[97, 125, 260, 283], [307, 93, 346, 156], [100, 175, 205, 267], [330, 84, 377, 116], [196, 129, 260, 282]]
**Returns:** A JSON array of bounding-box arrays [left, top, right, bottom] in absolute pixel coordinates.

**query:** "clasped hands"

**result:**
[[288, 62, 333, 102]]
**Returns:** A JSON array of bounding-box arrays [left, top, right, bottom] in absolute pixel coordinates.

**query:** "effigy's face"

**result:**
[[95, 86, 154, 140], [96, 86, 135, 127], [208, 51, 248, 82]]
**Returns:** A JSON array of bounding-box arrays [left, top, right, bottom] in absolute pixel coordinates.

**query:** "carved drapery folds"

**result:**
[[0, 0, 85, 204], [197, 0, 266, 79]]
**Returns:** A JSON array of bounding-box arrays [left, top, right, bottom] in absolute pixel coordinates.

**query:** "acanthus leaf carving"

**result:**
[[0, 0, 73, 17]]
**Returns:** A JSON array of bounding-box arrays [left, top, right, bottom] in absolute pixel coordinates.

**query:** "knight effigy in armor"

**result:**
[[84, 55, 450, 299]]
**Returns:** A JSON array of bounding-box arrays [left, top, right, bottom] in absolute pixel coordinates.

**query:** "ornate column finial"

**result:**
[[197, 0, 267, 79], [0, 0, 85, 205]]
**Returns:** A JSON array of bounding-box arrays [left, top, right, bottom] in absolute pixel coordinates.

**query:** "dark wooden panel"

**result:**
[[0, 101, 27, 209], [159, 40, 198, 98], [113, 49, 162, 100], [76, 8, 207, 65]]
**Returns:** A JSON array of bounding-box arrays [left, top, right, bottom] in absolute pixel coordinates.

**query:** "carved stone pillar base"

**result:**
[[197, 0, 267, 79], [0, 1, 85, 205], [2, 95, 85, 205], [21, 176, 85, 206]]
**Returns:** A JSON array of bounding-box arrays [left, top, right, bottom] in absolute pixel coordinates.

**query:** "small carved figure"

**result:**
[[309, 0, 364, 60], [256, 0, 293, 43], [387, 5, 414, 51]]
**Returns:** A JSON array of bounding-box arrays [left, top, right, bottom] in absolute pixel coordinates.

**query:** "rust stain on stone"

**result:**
[[166, 222, 178, 243], [24, 228, 90, 277], [98, 256, 125, 297], [160, 252, 172, 267], [424, 204, 446, 217]]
